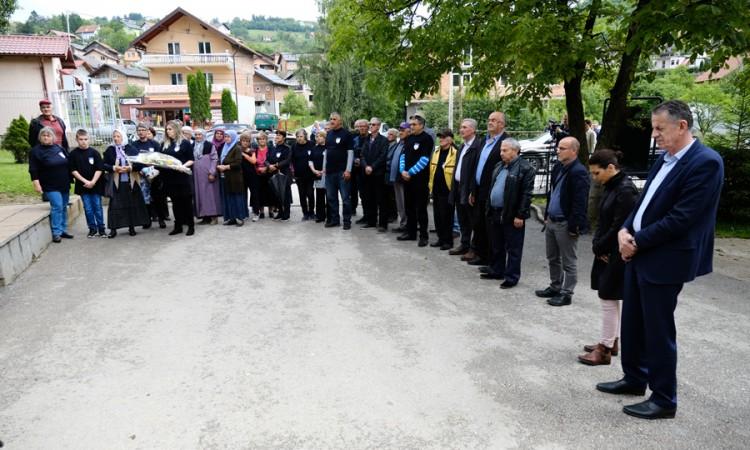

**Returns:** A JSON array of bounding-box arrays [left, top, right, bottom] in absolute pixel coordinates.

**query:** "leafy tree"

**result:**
[[280, 91, 308, 116], [97, 26, 131, 52], [187, 71, 212, 126], [122, 84, 145, 98], [720, 65, 750, 152], [221, 89, 238, 123], [685, 82, 731, 138], [127, 13, 144, 22], [0, 0, 17, 33], [2, 115, 30, 163]]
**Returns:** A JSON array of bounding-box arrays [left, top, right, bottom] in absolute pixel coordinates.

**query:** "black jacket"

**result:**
[[592, 171, 638, 257], [267, 143, 292, 176], [468, 132, 508, 201], [29, 115, 69, 150], [545, 158, 591, 234], [485, 156, 536, 224], [450, 136, 483, 205], [291, 140, 315, 178], [361, 134, 389, 177]]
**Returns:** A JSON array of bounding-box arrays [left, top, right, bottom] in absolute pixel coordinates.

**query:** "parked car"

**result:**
[[519, 132, 555, 174], [121, 119, 137, 136], [255, 113, 279, 131]]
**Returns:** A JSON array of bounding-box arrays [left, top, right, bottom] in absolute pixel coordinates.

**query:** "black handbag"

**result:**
[[104, 173, 116, 198]]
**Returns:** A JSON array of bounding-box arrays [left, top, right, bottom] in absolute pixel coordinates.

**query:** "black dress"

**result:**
[[590, 171, 639, 299], [159, 140, 195, 229], [103, 145, 150, 230]]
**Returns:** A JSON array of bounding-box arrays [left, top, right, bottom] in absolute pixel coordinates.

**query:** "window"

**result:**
[[198, 42, 212, 54], [170, 73, 183, 85], [111, 71, 118, 80], [205, 73, 214, 85], [168, 42, 181, 55]]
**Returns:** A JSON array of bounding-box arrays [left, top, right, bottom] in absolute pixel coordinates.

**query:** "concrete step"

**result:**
[[0, 196, 82, 286]]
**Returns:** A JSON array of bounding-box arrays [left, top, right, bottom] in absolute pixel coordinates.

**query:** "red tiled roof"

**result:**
[[0, 35, 72, 56], [695, 56, 744, 83], [76, 24, 99, 34]]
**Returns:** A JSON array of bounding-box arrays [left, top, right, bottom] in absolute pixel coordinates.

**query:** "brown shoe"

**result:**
[[578, 343, 612, 366], [583, 338, 618, 356], [460, 250, 476, 261]]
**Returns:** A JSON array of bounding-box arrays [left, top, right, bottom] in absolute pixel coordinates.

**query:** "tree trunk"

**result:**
[[564, 76, 588, 164]]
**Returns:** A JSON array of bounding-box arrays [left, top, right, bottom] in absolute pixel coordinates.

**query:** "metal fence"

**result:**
[[53, 88, 119, 146]]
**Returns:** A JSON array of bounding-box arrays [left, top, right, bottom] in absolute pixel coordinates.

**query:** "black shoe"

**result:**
[[500, 281, 517, 289], [361, 224, 375, 229], [107, 230, 117, 239], [392, 226, 407, 233], [478, 266, 491, 274], [98, 230, 107, 238], [623, 400, 676, 420], [159, 220, 166, 229], [142, 222, 152, 229], [467, 258, 486, 266], [236, 219, 245, 226], [418, 237, 428, 247], [168, 228, 183, 236], [324, 222, 340, 228], [429, 241, 442, 247], [315, 218, 326, 223], [355, 218, 367, 225], [343, 223, 351, 230], [440, 243, 452, 250], [547, 294, 572, 306], [60, 232, 74, 239], [596, 379, 647, 396], [186, 226, 195, 236], [535, 287, 560, 298], [448, 245, 469, 255], [223, 219, 237, 226], [480, 273, 503, 280], [87, 230, 96, 238], [128, 227, 137, 236], [397, 233, 416, 241], [259, 213, 265, 219], [52, 235, 62, 243], [377, 226, 388, 233]]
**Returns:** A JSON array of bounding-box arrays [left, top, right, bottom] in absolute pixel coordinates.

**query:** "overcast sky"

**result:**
[[12, 0, 321, 24]]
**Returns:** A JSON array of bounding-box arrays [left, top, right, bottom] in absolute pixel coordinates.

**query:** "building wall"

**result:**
[[0, 56, 61, 135], [252, 76, 292, 115]]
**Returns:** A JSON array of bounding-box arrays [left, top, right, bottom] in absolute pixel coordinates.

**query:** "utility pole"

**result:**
[[448, 71, 454, 130]]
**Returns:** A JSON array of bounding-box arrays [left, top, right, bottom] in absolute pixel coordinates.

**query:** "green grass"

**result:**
[[0, 150, 38, 203], [716, 221, 750, 239]]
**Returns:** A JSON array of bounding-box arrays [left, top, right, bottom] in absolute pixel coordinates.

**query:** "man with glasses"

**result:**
[[535, 136, 590, 306], [397, 115, 434, 247], [360, 117, 390, 230], [324, 112, 355, 229]]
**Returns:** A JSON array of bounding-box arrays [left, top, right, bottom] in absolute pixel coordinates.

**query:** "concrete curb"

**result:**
[[0, 196, 82, 286], [530, 203, 545, 225]]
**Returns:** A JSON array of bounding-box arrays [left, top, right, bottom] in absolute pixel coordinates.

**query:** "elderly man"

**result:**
[[449, 118, 483, 255], [387, 123, 411, 233], [428, 129, 458, 249], [464, 111, 509, 266], [481, 138, 535, 288], [360, 117, 390, 230], [324, 112, 355, 229], [596, 100, 724, 420], [397, 114, 434, 247], [535, 137, 590, 306], [352, 119, 369, 220], [29, 99, 69, 150]]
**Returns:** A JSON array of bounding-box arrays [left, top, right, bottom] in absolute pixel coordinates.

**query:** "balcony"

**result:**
[[141, 53, 234, 69], [145, 83, 235, 96]]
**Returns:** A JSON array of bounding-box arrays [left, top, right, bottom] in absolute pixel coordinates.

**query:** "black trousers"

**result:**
[[314, 187, 327, 221], [278, 183, 292, 219], [149, 178, 168, 220], [350, 169, 361, 213], [296, 177, 315, 217], [455, 202, 473, 248], [405, 180, 429, 238], [471, 192, 490, 260], [432, 191, 453, 245], [486, 208, 525, 283], [166, 185, 194, 228], [363, 174, 388, 227]]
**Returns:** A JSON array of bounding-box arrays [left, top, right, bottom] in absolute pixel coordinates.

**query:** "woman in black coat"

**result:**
[[103, 129, 150, 238], [160, 120, 195, 236], [579, 149, 638, 366]]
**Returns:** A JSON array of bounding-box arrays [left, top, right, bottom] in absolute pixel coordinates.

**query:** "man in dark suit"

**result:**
[[448, 118, 483, 256], [596, 100, 724, 420], [361, 117, 390, 230], [464, 111, 508, 266], [535, 136, 590, 306]]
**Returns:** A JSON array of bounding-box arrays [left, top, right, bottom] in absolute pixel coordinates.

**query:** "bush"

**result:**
[[716, 145, 750, 223], [3, 115, 30, 163]]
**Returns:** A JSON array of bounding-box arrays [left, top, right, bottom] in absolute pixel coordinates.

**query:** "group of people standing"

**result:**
[[27, 98, 725, 421]]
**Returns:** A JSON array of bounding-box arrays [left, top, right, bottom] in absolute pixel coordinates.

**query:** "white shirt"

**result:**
[[633, 139, 694, 232], [454, 137, 475, 182]]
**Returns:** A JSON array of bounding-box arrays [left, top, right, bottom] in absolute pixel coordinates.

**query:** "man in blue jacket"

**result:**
[[597, 100, 724, 420], [535, 136, 590, 306]]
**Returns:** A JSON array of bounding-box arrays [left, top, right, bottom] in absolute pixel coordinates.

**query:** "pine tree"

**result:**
[[2, 115, 30, 163], [221, 89, 238, 123], [187, 70, 212, 127]]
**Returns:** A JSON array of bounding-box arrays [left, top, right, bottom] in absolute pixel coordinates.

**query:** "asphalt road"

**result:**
[[0, 204, 748, 449]]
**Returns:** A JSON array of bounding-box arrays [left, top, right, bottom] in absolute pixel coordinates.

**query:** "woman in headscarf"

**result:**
[[160, 120, 195, 236], [102, 128, 150, 238], [192, 128, 221, 224], [216, 130, 248, 226], [28, 127, 73, 242]]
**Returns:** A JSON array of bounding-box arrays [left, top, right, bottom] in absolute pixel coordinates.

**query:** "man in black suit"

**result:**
[[464, 111, 508, 266], [596, 100, 724, 420], [449, 118, 483, 256], [361, 117, 390, 230]]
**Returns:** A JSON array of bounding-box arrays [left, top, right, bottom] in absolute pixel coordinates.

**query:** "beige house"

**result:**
[[131, 7, 268, 125], [89, 63, 149, 96], [122, 47, 142, 67], [253, 68, 296, 115], [0, 35, 76, 135]]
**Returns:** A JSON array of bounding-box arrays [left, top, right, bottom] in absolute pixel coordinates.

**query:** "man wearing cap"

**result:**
[[29, 99, 69, 150], [429, 129, 458, 250]]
